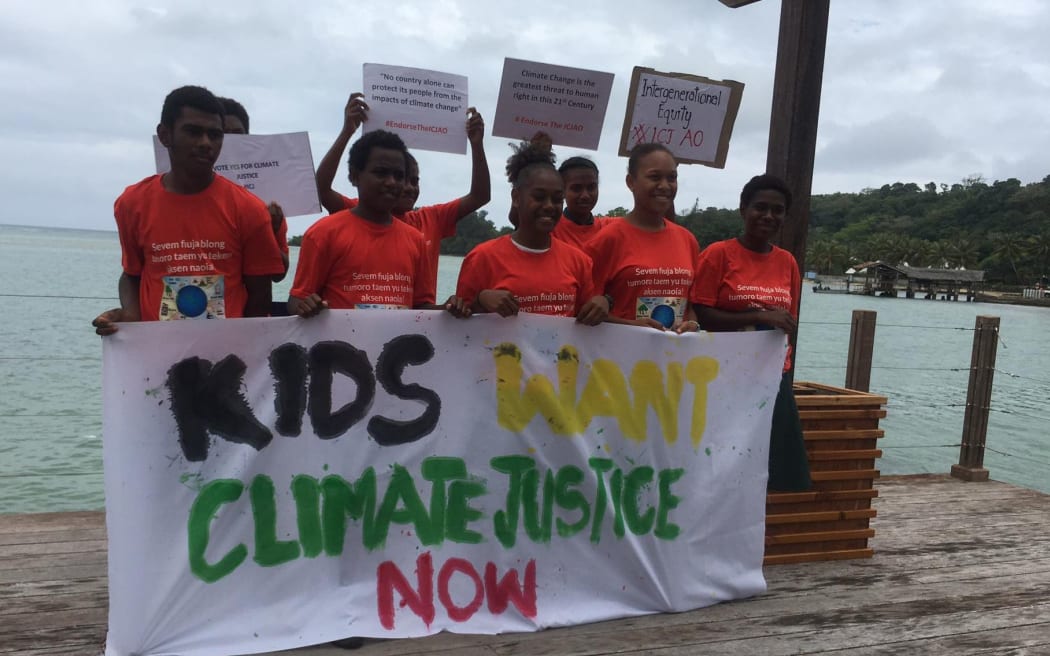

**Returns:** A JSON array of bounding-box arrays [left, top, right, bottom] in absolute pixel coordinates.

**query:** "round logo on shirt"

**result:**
[[176, 285, 209, 318], [650, 304, 676, 328]]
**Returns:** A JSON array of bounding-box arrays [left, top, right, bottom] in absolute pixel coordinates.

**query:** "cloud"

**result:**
[[0, 0, 1047, 232]]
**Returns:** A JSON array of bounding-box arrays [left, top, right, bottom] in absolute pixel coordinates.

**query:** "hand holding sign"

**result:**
[[362, 63, 470, 154], [344, 92, 369, 134], [492, 58, 615, 150], [466, 107, 484, 145]]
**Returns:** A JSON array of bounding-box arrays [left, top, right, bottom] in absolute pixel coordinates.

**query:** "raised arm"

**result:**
[[454, 107, 491, 217], [316, 92, 368, 214]]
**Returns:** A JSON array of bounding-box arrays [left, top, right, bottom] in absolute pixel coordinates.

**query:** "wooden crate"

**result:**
[[764, 381, 887, 565]]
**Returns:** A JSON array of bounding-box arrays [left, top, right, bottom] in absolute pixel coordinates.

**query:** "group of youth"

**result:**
[[92, 85, 810, 492]]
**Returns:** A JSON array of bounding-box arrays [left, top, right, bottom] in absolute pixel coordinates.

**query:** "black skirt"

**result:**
[[768, 372, 811, 491]]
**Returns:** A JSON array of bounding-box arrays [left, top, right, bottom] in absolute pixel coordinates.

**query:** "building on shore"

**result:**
[[843, 261, 985, 301]]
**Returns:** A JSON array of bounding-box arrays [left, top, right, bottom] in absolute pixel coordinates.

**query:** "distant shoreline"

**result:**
[[811, 274, 1050, 310], [974, 292, 1050, 309], [0, 222, 117, 235]]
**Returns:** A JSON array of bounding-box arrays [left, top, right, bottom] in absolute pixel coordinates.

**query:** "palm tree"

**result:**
[[866, 233, 895, 263], [884, 234, 911, 266], [1027, 230, 1050, 285], [948, 237, 980, 269], [929, 240, 952, 268], [990, 232, 1027, 284], [808, 239, 839, 274], [905, 238, 932, 268]]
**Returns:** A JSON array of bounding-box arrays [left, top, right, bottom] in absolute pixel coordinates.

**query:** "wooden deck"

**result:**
[[3, 474, 1050, 655]]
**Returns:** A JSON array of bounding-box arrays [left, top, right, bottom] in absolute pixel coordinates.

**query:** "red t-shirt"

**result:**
[[340, 194, 460, 299], [456, 235, 597, 317], [115, 175, 285, 321], [691, 238, 801, 370], [584, 219, 700, 327], [551, 214, 609, 250], [290, 210, 432, 309]]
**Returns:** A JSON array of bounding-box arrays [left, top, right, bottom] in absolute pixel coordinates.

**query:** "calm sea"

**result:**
[[1, 224, 1047, 513]]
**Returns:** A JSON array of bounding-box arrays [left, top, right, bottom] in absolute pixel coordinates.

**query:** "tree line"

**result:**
[[291, 174, 1050, 287]]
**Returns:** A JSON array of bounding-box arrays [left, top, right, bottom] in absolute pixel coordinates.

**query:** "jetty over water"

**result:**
[[4, 474, 1049, 655], [848, 261, 986, 301]]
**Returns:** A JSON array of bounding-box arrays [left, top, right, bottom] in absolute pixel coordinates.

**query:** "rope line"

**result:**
[[995, 369, 1050, 387], [984, 446, 1050, 469], [0, 470, 102, 479], [0, 412, 99, 418], [0, 293, 116, 300], [0, 356, 97, 361]]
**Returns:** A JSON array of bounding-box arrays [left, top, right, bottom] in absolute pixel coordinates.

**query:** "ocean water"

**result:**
[[1, 224, 1047, 513]]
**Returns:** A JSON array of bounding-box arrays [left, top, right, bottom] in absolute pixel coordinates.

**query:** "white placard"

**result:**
[[102, 312, 785, 656], [492, 58, 615, 150], [362, 63, 469, 154], [619, 68, 744, 168], [154, 132, 320, 217]]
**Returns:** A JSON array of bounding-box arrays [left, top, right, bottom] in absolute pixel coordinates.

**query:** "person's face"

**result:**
[[223, 114, 247, 135], [394, 161, 420, 214], [740, 189, 788, 245], [512, 168, 564, 240], [350, 147, 406, 212], [626, 151, 677, 216], [562, 168, 599, 218], [158, 107, 224, 178]]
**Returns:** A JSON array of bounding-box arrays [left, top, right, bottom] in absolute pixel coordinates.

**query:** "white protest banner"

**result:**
[[619, 68, 744, 167], [492, 58, 615, 150], [154, 132, 320, 216], [362, 63, 469, 154], [102, 312, 785, 656]]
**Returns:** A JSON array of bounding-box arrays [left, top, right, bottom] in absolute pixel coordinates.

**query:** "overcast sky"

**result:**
[[2, 0, 1048, 235]]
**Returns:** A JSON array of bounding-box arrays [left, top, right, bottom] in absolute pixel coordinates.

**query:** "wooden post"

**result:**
[[950, 315, 1000, 482], [844, 310, 876, 392], [764, 0, 830, 371], [766, 0, 830, 277]]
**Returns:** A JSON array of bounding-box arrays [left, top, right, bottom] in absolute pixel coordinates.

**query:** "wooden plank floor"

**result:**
[[3, 474, 1049, 655]]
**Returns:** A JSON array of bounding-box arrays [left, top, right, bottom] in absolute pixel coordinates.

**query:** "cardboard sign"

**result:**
[[619, 68, 744, 167], [154, 132, 320, 217], [492, 58, 615, 150], [362, 63, 469, 154]]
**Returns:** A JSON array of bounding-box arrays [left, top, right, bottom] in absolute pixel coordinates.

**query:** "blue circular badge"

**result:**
[[650, 304, 676, 328], [176, 285, 208, 318]]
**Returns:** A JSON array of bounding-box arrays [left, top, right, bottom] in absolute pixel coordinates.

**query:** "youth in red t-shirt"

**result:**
[[553, 157, 607, 250], [456, 235, 596, 317], [115, 174, 286, 321], [551, 214, 611, 250], [314, 98, 491, 301], [290, 209, 432, 309], [691, 238, 800, 369], [340, 194, 459, 299], [584, 218, 700, 328]]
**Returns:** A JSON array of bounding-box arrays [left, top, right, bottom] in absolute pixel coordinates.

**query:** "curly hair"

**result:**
[[347, 130, 409, 174], [506, 132, 557, 188]]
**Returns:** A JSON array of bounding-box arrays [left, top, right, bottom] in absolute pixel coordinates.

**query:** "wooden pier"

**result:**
[[3, 474, 1049, 655]]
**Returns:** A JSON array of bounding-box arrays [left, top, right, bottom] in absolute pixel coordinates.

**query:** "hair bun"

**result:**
[[530, 131, 553, 153], [506, 132, 557, 184]]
